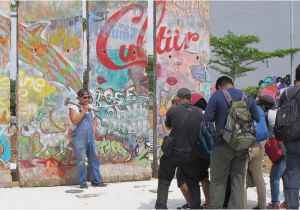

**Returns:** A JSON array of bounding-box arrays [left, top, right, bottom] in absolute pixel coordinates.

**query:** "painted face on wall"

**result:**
[[157, 50, 208, 98], [127, 65, 148, 97]]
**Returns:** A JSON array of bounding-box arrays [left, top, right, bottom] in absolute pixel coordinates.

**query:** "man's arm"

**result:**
[[93, 115, 97, 136], [248, 96, 260, 122], [69, 105, 89, 125], [203, 93, 217, 122], [164, 107, 173, 131]]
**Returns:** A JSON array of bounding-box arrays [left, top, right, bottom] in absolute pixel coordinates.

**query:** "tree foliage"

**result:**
[[210, 32, 300, 82], [243, 85, 261, 99]]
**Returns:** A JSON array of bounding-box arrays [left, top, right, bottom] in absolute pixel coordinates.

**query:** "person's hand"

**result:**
[[82, 105, 89, 113]]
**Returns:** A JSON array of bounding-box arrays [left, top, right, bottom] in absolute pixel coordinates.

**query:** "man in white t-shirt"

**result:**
[[69, 89, 106, 189]]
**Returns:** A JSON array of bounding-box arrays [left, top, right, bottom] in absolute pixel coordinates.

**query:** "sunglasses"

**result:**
[[82, 96, 90, 99]]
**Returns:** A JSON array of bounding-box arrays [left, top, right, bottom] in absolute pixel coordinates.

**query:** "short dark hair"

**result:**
[[296, 64, 300, 81], [193, 98, 207, 110], [215, 76, 234, 90], [176, 88, 191, 99], [77, 89, 90, 97]]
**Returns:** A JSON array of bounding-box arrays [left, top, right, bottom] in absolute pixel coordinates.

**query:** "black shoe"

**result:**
[[253, 207, 261, 209], [79, 184, 88, 189], [92, 182, 107, 187], [177, 203, 190, 209]]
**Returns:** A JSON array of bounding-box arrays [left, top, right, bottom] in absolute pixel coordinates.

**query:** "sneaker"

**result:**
[[267, 203, 280, 209], [92, 182, 107, 187], [200, 203, 209, 209], [177, 203, 190, 209], [279, 201, 286, 209], [79, 184, 88, 189]]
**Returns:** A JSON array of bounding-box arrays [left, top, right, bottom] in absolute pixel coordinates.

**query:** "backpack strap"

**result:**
[[241, 92, 249, 101], [221, 89, 233, 106], [286, 86, 300, 101]]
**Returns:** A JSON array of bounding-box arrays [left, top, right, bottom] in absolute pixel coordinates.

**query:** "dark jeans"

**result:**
[[155, 155, 201, 209], [284, 152, 300, 209], [270, 158, 286, 205]]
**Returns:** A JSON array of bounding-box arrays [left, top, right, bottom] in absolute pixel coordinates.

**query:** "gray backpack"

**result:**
[[222, 89, 256, 151]]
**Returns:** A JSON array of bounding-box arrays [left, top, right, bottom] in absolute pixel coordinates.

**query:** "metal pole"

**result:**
[[11, 0, 19, 178], [83, 0, 89, 89], [152, 0, 159, 178], [290, 0, 294, 84]]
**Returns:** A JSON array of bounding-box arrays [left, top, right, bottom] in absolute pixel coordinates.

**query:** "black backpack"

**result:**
[[274, 87, 300, 142]]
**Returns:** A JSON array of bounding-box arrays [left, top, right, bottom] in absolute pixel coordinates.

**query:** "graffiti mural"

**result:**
[[89, 1, 149, 167], [156, 1, 210, 140], [17, 1, 82, 186], [0, 1, 11, 169], [258, 74, 291, 105]]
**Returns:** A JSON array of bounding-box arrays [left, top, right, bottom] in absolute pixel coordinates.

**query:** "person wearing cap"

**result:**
[[258, 94, 287, 209], [69, 89, 106, 189], [155, 88, 203, 209], [176, 93, 211, 209], [203, 76, 259, 209]]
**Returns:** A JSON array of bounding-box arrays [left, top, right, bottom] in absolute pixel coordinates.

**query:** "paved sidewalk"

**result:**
[[0, 177, 283, 209]]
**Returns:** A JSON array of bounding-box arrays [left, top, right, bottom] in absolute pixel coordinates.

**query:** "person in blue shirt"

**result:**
[[204, 76, 259, 209]]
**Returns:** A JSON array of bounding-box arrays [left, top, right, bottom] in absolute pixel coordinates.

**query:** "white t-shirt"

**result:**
[[267, 109, 277, 137], [69, 104, 95, 129]]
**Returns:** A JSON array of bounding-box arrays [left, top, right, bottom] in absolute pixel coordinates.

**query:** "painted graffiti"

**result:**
[[0, 1, 11, 169], [17, 20, 82, 91], [89, 1, 149, 165], [96, 3, 147, 71], [258, 74, 291, 104], [17, 1, 82, 184], [156, 1, 210, 139], [94, 86, 148, 163]]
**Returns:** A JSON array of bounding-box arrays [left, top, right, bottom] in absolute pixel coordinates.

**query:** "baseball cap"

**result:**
[[177, 88, 192, 99], [191, 93, 203, 105]]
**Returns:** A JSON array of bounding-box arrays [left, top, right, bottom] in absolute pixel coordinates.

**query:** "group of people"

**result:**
[[155, 64, 300, 209], [67, 66, 300, 209]]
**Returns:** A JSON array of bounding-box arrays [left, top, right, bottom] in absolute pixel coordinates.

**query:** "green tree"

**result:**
[[243, 85, 260, 99], [210, 32, 300, 82]]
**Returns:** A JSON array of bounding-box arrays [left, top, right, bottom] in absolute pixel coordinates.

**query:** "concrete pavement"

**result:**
[[0, 177, 284, 209]]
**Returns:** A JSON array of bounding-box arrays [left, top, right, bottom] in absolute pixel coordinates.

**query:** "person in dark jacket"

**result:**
[[155, 88, 203, 209]]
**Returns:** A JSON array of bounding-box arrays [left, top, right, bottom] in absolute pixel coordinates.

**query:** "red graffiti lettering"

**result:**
[[96, 4, 147, 71], [156, 0, 200, 54]]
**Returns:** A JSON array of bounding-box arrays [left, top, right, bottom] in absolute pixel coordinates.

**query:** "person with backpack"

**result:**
[[176, 93, 212, 209], [204, 76, 259, 209], [155, 88, 203, 209], [275, 64, 300, 209], [259, 95, 287, 209], [244, 96, 270, 209]]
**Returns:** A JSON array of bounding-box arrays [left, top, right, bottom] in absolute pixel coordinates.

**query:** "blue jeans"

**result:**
[[284, 152, 300, 209], [73, 112, 103, 186], [270, 158, 286, 205]]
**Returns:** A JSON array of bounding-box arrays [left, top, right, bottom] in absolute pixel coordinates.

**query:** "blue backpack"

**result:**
[[255, 106, 269, 142], [199, 121, 215, 157]]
